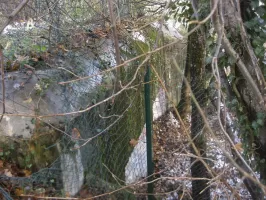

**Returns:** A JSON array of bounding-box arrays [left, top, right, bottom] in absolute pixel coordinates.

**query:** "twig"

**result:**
[[20, 170, 164, 200], [0, 45, 5, 122], [58, 67, 80, 78], [108, 0, 121, 75], [211, 0, 260, 182], [72, 59, 149, 148], [59, 1, 218, 86], [0, 0, 217, 121], [0, 0, 30, 34], [211, 0, 265, 197], [172, 56, 266, 195]]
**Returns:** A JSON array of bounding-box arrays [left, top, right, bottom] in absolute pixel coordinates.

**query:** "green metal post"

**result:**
[[144, 65, 154, 199]]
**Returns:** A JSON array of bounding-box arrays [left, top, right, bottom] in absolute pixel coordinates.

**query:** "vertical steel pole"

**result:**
[[144, 65, 154, 199]]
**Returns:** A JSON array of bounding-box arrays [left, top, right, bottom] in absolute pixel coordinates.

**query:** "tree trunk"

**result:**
[[177, 48, 191, 118], [188, 24, 210, 199], [209, 71, 264, 199], [219, 0, 266, 185], [177, 23, 194, 118], [211, 0, 266, 198]]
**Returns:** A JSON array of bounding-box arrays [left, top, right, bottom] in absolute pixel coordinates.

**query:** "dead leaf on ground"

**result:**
[[71, 128, 81, 140], [40, 52, 50, 61], [23, 97, 32, 104], [15, 188, 23, 196], [79, 188, 93, 198], [233, 143, 243, 152], [31, 57, 39, 62], [94, 28, 107, 38], [24, 64, 35, 70], [129, 139, 138, 147], [4, 169, 13, 177], [65, 191, 71, 197], [14, 54, 29, 62], [26, 70, 33, 76], [34, 188, 45, 196], [23, 169, 32, 177], [57, 44, 69, 52]]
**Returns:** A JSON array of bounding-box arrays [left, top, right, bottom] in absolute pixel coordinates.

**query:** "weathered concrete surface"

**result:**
[[0, 60, 102, 138], [125, 88, 167, 184], [60, 144, 84, 197], [1, 19, 118, 197]]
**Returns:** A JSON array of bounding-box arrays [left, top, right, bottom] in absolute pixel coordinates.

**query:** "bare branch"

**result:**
[[0, 0, 30, 34], [211, 0, 264, 107], [0, 45, 4, 122]]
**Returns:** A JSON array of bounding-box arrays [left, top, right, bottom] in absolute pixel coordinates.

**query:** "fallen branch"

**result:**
[[0, 45, 5, 122]]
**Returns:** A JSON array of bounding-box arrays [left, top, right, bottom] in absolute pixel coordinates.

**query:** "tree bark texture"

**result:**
[[220, 0, 266, 185], [188, 24, 210, 199], [177, 49, 191, 118]]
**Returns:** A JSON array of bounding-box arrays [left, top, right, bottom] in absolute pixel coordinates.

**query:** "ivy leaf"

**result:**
[[257, 112, 265, 119], [254, 47, 263, 55], [244, 21, 255, 29], [231, 98, 238, 106], [257, 118, 264, 126], [256, 6, 265, 16], [206, 37, 213, 46], [205, 56, 212, 64], [96, 129, 102, 133], [228, 56, 235, 65], [252, 121, 258, 130], [251, 1, 259, 9]]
